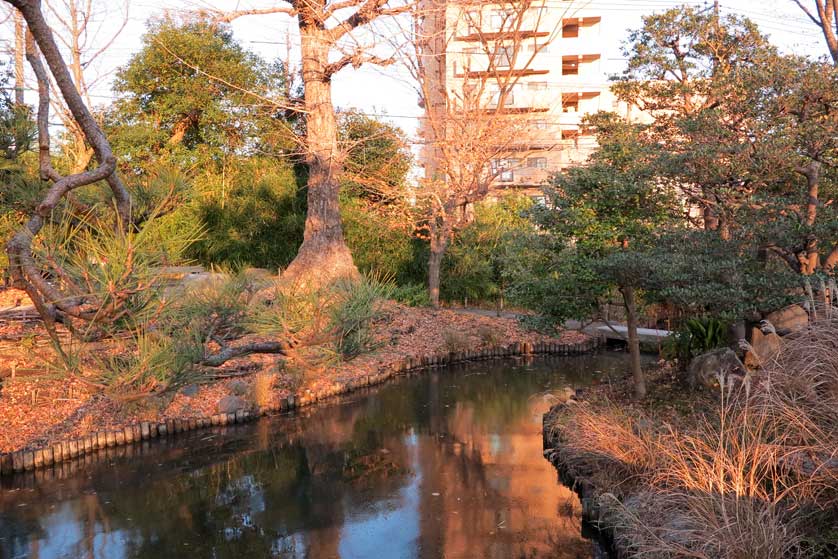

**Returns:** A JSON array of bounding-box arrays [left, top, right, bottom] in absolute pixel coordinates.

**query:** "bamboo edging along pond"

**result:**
[[0, 337, 603, 477]]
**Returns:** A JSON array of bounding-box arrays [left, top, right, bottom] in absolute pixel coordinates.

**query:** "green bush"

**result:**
[[662, 317, 730, 366], [442, 195, 536, 305], [187, 157, 305, 270], [92, 329, 202, 398], [329, 275, 394, 359], [391, 282, 430, 307], [341, 196, 425, 285]]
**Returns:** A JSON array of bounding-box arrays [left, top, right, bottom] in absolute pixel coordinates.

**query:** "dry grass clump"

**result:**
[[549, 318, 838, 558], [441, 328, 470, 353], [476, 324, 504, 346], [601, 489, 803, 559], [552, 405, 660, 492]]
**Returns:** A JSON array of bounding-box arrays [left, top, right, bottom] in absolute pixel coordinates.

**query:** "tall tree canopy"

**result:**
[[107, 16, 292, 174]]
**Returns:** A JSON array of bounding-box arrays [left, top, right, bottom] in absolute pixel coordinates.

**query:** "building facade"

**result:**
[[418, 1, 638, 196]]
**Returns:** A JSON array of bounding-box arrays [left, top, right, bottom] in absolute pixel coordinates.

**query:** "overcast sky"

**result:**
[[1, 0, 828, 138]]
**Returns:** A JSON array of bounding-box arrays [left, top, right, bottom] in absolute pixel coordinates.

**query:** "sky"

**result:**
[[0, 0, 829, 139]]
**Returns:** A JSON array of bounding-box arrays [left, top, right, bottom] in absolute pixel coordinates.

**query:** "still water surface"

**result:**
[[0, 355, 629, 559]]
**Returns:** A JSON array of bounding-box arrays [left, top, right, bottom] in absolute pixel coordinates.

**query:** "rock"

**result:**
[[243, 267, 274, 281], [688, 348, 746, 390], [180, 384, 199, 397], [217, 395, 246, 414], [744, 327, 782, 369], [182, 272, 226, 290], [554, 386, 576, 403], [764, 304, 808, 336], [229, 379, 250, 396]]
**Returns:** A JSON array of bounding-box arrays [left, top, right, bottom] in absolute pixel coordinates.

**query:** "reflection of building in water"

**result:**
[[416, 390, 590, 558]]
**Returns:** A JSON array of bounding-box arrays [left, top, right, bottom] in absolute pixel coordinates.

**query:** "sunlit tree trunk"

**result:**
[[281, 17, 358, 286], [428, 219, 448, 308]]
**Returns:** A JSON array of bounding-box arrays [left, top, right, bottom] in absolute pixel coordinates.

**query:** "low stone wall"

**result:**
[[542, 402, 624, 559], [1, 337, 602, 478]]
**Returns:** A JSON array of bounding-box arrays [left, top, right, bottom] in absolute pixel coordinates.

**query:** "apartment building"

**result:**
[[418, 1, 636, 196]]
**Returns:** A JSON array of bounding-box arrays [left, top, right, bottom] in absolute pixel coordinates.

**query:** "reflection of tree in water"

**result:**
[[0, 511, 45, 559], [0, 357, 616, 559]]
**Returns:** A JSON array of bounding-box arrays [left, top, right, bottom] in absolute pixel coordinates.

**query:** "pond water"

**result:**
[[0, 354, 631, 559]]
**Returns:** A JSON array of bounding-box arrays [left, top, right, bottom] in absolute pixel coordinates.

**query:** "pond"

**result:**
[[0, 354, 631, 559]]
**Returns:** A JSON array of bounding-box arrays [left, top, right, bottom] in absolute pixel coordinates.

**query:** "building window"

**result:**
[[528, 157, 548, 169], [463, 47, 480, 71], [466, 11, 480, 35], [492, 158, 519, 181], [562, 23, 579, 38], [562, 56, 579, 75], [562, 94, 579, 112], [532, 119, 549, 129], [490, 85, 518, 108], [491, 9, 513, 30], [492, 46, 513, 68]]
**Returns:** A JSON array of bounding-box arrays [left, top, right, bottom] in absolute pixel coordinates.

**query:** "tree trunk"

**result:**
[[14, 10, 24, 105], [428, 217, 446, 309], [281, 18, 358, 288], [802, 161, 822, 274], [428, 244, 444, 309], [621, 285, 646, 400]]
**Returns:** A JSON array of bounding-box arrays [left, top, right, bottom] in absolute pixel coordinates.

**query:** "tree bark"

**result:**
[[428, 244, 444, 309], [801, 160, 822, 274], [428, 213, 452, 309], [621, 285, 646, 400], [281, 13, 358, 287]]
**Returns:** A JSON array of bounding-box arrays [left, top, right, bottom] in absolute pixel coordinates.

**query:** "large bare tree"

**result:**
[[206, 0, 412, 288], [403, 0, 569, 307]]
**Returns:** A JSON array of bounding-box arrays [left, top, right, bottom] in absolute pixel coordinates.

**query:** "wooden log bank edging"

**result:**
[[542, 401, 625, 559], [0, 337, 602, 477]]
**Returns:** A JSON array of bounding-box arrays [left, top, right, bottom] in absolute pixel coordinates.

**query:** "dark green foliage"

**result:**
[[341, 196, 424, 284], [339, 110, 411, 203], [441, 195, 537, 304], [508, 115, 679, 325], [391, 282, 431, 307], [337, 111, 422, 285], [662, 317, 730, 365], [187, 157, 305, 270], [639, 229, 801, 318], [0, 73, 35, 161], [108, 16, 291, 172]]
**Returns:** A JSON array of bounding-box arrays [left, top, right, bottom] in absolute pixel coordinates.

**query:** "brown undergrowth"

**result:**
[[546, 319, 838, 559]]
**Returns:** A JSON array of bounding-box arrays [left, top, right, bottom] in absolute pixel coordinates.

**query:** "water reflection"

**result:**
[[0, 354, 631, 559]]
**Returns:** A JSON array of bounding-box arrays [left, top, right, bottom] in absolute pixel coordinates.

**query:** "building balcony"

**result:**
[[454, 67, 549, 79], [456, 29, 551, 42]]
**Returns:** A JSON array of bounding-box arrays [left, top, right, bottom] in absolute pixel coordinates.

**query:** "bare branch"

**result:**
[[200, 341, 290, 367], [203, 4, 295, 23]]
